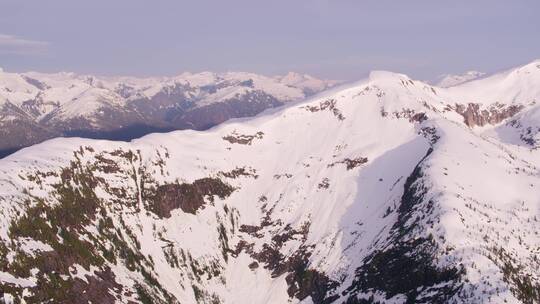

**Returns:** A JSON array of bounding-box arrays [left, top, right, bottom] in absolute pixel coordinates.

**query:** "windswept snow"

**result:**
[[436, 71, 485, 88]]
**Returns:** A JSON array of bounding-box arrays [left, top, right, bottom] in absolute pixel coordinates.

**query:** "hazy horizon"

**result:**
[[1, 0, 539, 81]]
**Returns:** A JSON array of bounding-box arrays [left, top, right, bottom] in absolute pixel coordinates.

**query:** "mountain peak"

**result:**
[[283, 71, 305, 78], [514, 59, 540, 73], [277, 71, 315, 84], [276, 71, 338, 95], [368, 71, 414, 85], [368, 70, 409, 79], [436, 70, 485, 88]]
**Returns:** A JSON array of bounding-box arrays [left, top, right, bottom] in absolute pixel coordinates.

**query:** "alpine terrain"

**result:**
[[0, 69, 337, 158], [1, 60, 540, 304], [435, 71, 486, 88]]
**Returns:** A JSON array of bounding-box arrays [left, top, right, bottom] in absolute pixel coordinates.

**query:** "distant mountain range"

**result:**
[[1, 60, 539, 303], [0, 70, 338, 157]]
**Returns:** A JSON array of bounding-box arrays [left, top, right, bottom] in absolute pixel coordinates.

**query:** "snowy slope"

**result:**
[[0, 61, 539, 303], [0, 69, 338, 156], [446, 60, 540, 105], [435, 71, 485, 88]]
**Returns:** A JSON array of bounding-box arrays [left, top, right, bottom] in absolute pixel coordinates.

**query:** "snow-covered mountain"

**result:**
[[435, 70, 485, 88], [274, 72, 337, 95], [0, 60, 540, 304], [0, 70, 338, 157]]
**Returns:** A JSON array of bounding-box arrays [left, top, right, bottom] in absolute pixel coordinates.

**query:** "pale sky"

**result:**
[[0, 0, 539, 81]]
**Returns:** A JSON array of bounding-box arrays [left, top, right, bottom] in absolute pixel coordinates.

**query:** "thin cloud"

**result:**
[[0, 34, 49, 54]]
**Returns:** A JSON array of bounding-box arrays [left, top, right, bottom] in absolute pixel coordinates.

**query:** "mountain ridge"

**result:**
[[0, 60, 540, 303], [0, 69, 339, 158]]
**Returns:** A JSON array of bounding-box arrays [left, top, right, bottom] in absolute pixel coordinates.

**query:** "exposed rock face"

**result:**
[[455, 103, 523, 127], [222, 131, 265, 145], [236, 220, 340, 303], [304, 99, 345, 121], [328, 157, 368, 170], [344, 150, 464, 303], [150, 178, 235, 217]]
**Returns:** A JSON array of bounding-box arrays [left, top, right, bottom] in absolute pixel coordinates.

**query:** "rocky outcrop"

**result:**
[[304, 99, 345, 121], [328, 157, 368, 170], [149, 178, 234, 217], [222, 131, 264, 145], [455, 103, 523, 127]]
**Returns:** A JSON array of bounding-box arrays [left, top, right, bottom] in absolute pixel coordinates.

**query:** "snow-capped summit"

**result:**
[[436, 70, 485, 88], [276, 71, 339, 95], [368, 70, 414, 82]]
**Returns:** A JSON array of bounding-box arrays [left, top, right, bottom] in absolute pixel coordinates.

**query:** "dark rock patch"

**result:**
[[236, 218, 340, 303], [410, 112, 428, 123], [219, 167, 258, 179], [328, 157, 368, 170], [318, 178, 330, 189], [149, 178, 234, 217], [304, 99, 345, 121], [455, 103, 523, 127], [222, 131, 264, 145], [285, 249, 340, 304]]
